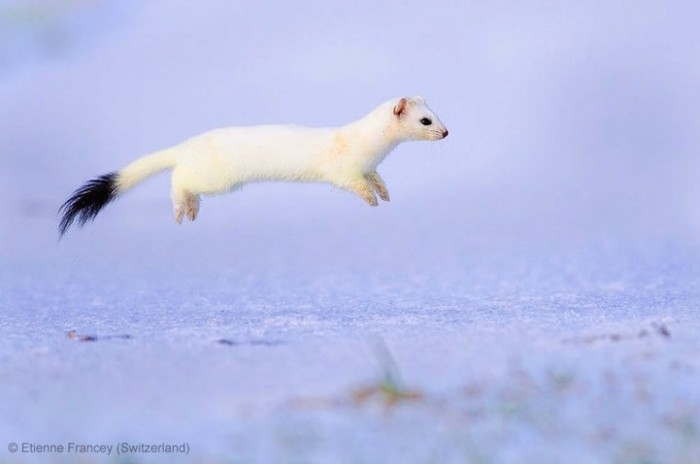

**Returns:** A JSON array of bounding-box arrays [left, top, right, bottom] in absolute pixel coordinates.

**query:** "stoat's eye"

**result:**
[[420, 117, 432, 126]]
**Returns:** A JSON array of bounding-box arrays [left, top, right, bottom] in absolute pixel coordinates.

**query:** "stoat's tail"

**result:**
[[58, 149, 178, 237]]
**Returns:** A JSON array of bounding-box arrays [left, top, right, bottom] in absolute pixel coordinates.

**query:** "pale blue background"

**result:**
[[2, 1, 700, 462]]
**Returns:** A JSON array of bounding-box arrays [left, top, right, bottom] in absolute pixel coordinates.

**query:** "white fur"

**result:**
[[114, 96, 448, 223]]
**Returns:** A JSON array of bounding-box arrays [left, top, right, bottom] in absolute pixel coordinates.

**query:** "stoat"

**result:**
[[58, 96, 448, 236]]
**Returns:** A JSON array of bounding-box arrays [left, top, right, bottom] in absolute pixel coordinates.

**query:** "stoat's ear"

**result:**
[[393, 97, 409, 118]]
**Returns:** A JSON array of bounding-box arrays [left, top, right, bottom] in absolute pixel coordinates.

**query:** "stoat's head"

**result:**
[[391, 96, 448, 141]]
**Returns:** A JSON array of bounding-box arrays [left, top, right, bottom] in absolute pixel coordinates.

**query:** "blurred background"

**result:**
[[3, 3, 700, 460], [0, 0, 700, 272], [2, 0, 700, 255]]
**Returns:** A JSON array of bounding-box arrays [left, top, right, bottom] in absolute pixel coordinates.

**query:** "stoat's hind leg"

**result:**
[[172, 189, 201, 224], [184, 193, 200, 221]]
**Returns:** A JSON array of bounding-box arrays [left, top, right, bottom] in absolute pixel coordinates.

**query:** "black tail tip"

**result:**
[[58, 172, 118, 237]]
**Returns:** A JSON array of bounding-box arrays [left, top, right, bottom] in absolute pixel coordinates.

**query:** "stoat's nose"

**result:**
[[442, 129, 449, 138]]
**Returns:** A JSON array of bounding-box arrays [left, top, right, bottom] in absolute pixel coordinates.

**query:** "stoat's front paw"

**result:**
[[345, 178, 380, 207], [350, 184, 378, 206], [375, 187, 390, 202], [363, 191, 379, 207], [366, 172, 390, 202]]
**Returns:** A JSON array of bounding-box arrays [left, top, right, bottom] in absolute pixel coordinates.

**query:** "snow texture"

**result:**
[[2, 1, 700, 463]]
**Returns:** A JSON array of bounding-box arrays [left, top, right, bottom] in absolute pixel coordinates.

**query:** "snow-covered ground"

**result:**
[[2, 1, 700, 463]]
